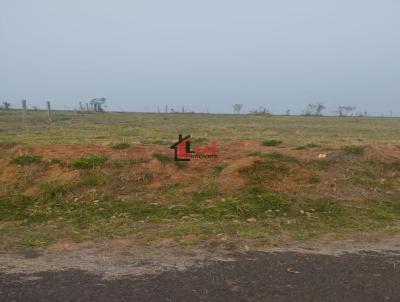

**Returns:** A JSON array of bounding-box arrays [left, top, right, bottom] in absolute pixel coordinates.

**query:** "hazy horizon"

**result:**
[[1, 1, 399, 115]]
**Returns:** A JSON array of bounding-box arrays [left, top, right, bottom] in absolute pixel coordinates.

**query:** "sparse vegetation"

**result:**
[[262, 139, 282, 147], [240, 160, 292, 183], [73, 154, 108, 169], [1, 190, 400, 248], [1, 111, 400, 249], [295, 143, 321, 150], [40, 180, 74, 198], [81, 172, 107, 186], [11, 155, 42, 165], [343, 145, 365, 155]]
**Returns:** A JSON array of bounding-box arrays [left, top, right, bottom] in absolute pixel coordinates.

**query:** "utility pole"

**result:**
[[22, 99, 27, 123], [47, 101, 52, 123]]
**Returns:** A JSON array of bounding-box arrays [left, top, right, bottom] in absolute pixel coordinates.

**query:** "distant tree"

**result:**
[[285, 109, 290, 116], [2, 102, 11, 110], [233, 104, 244, 114], [315, 102, 326, 116], [336, 106, 356, 116], [249, 106, 270, 115], [304, 104, 315, 115], [305, 102, 326, 116], [90, 98, 106, 112]]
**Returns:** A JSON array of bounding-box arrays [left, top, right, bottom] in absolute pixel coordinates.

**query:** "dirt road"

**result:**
[[1, 239, 400, 302]]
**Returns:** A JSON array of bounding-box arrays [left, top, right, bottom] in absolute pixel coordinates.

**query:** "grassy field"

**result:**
[[1, 109, 400, 146], [1, 109, 400, 250]]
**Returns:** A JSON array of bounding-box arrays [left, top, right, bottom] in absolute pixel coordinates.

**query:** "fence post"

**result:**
[[22, 99, 27, 123], [47, 101, 52, 123]]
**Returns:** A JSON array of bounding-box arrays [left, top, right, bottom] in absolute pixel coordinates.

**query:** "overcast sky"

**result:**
[[1, 0, 399, 115]]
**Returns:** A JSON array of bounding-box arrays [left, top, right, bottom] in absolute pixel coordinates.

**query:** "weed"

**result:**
[[201, 193, 291, 220], [17, 236, 52, 247], [193, 186, 218, 202], [82, 172, 107, 186], [262, 139, 282, 147], [73, 154, 108, 169], [40, 180, 74, 198], [307, 159, 331, 170], [247, 151, 265, 157], [346, 169, 379, 187], [295, 143, 321, 150], [11, 155, 42, 165], [138, 172, 153, 184], [241, 160, 291, 183]]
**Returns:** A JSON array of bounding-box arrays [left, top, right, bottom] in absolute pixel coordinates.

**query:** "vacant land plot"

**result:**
[[1, 110, 400, 250]]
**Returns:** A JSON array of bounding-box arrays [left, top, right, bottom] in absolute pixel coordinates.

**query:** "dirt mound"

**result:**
[[1, 142, 400, 202]]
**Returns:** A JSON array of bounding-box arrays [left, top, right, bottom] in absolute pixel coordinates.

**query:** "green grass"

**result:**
[[11, 155, 42, 165], [295, 143, 321, 150], [262, 139, 282, 146], [240, 160, 292, 183], [40, 180, 75, 198], [1, 191, 400, 248], [17, 237, 52, 248], [81, 172, 107, 186], [343, 145, 365, 155], [1, 110, 400, 147], [73, 154, 108, 169], [2, 110, 400, 248]]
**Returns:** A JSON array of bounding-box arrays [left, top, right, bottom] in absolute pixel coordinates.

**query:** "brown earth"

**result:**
[[1, 141, 400, 203]]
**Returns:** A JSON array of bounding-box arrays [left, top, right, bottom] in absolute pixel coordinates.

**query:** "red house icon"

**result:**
[[170, 134, 194, 161]]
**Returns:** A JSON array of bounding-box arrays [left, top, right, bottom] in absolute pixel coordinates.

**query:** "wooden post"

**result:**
[[47, 101, 52, 123], [22, 99, 27, 123]]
